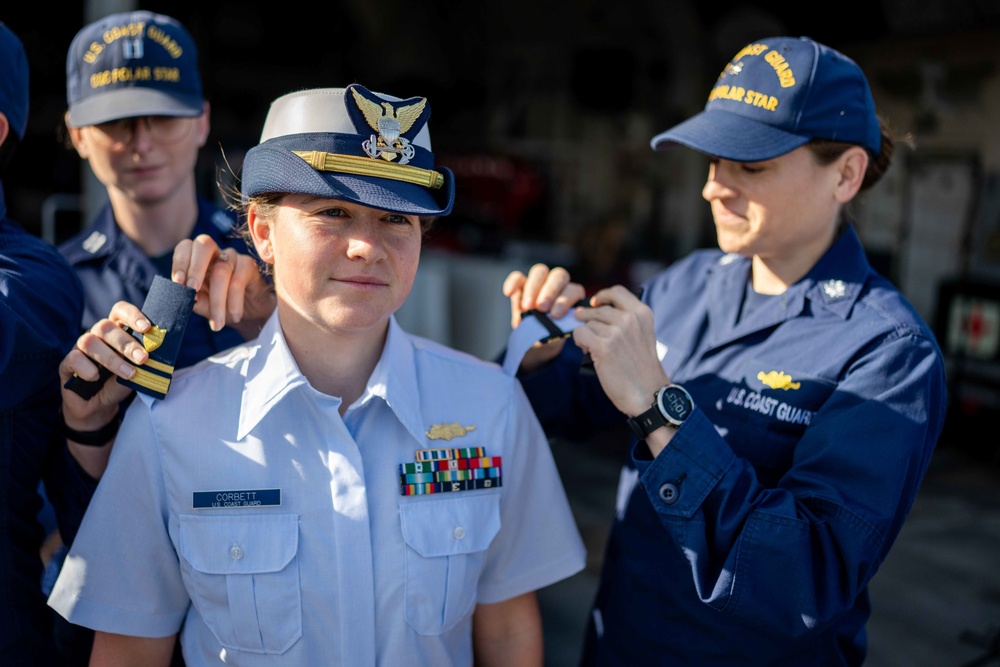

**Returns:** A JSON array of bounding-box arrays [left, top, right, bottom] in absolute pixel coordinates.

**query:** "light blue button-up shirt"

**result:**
[[50, 312, 586, 666]]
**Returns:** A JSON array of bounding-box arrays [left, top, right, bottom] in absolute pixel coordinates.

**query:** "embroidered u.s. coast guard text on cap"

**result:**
[[66, 10, 204, 127], [650, 36, 880, 162]]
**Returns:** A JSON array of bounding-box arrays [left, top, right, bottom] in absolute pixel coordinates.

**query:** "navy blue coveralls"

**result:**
[[0, 183, 85, 664], [519, 225, 947, 666]]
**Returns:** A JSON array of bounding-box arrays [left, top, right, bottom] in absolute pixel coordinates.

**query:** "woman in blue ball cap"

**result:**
[[502, 36, 947, 665], [49, 85, 586, 666]]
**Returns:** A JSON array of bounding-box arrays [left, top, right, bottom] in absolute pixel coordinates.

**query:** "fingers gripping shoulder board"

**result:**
[[579, 286, 644, 373], [65, 276, 197, 400]]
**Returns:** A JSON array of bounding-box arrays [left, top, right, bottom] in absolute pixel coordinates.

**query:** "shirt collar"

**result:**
[[237, 312, 425, 442], [708, 224, 871, 320], [238, 311, 310, 439], [801, 224, 871, 319], [76, 204, 123, 259], [68, 198, 236, 261], [357, 316, 426, 444]]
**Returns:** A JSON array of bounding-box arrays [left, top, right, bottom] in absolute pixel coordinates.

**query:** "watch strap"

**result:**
[[626, 401, 668, 440], [62, 409, 123, 447], [627, 384, 694, 440]]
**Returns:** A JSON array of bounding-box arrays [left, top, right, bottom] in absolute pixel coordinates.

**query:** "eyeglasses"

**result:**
[[89, 116, 195, 147]]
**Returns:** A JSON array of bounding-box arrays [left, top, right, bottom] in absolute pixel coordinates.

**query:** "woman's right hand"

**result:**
[[59, 300, 151, 477], [502, 263, 586, 374]]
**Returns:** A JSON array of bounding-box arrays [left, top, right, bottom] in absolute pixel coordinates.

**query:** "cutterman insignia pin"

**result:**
[[425, 422, 476, 441]]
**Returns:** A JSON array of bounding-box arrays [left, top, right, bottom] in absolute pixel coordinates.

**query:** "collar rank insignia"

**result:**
[[400, 446, 502, 496], [349, 84, 428, 165], [822, 279, 847, 299], [82, 230, 107, 254], [757, 370, 801, 391], [425, 422, 476, 441]]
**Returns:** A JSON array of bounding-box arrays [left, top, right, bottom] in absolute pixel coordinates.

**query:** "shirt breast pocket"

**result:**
[[400, 494, 500, 635], [178, 514, 301, 654]]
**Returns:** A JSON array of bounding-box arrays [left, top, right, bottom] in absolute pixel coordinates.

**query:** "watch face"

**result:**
[[658, 385, 693, 425]]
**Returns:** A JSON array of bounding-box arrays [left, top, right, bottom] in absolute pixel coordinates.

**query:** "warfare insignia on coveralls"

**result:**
[[757, 370, 801, 391]]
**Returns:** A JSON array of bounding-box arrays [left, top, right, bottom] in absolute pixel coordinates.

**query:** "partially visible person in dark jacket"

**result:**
[[0, 21, 86, 665]]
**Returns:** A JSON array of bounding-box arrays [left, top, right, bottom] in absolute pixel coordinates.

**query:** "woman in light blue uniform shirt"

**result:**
[[49, 85, 586, 666]]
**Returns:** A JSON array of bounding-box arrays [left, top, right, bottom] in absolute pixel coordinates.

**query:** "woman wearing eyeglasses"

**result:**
[[58, 11, 259, 359], [48, 11, 269, 665], [55, 11, 269, 467]]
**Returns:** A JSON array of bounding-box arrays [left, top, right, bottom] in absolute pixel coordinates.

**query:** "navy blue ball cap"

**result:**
[[0, 22, 29, 140], [651, 36, 881, 161], [66, 11, 203, 127], [241, 86, 455, 217]]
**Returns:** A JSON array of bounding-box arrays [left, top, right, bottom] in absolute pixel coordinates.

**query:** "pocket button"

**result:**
[[658, 483, 679, 504], [229, 543, 245, 560], [453, 526, 466, 540]]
